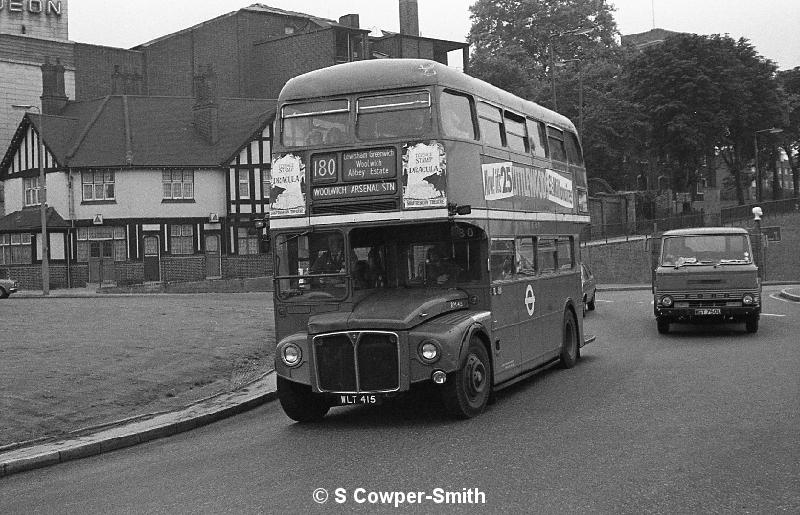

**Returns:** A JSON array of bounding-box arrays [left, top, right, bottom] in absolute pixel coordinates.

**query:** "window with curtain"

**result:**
[[162, 170, 194, 200], [170, 224, 194, 255], [82, 170, 115, 201]]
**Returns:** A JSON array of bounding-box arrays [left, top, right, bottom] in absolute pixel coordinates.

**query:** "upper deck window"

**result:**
[[356, 91, 431, 140], [281, 99, 350, 148], [565, 131, 584, 166], [477, 102, 504, 147], [440, 91, 476, 140], [547, 126, 567, 163], [504, 111, 528, 153]]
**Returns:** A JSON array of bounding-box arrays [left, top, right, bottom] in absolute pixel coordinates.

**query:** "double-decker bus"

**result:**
[[270, 59, 591, 421]]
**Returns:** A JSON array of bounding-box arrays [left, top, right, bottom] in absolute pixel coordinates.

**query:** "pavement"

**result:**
[[2, 281, 798, 478]]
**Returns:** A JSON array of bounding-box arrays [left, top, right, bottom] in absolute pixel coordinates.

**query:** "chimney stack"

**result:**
[[193, 65, 219, 144], [40, 57, 68, 114], [338, 14, 360, 29], [399, 0, 419, 37]]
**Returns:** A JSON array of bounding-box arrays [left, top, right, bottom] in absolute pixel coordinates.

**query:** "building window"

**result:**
[[170, 224, 194, 255], [76, 226, 128, 262], [238, 170, 250, 198], [82, 171, 115, 201], [163, 170, 194, 200], [237, 227, 259, 255], [0, 233, 32, 264], [23, 177, 41, 206]]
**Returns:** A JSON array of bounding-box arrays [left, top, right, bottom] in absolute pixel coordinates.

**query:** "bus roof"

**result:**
[[662, 227, 750, 236], [279, 59, 576, 132]]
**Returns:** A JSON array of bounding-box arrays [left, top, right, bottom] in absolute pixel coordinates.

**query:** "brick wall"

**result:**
[[161, 255, 205, 283], [223, 254, 271, 279], [114, 261, 144, 286], [582, 211, 800, 284], [581, 239, 653, 284], [74, 43, 144, 100], [734, 212, 800, 282], [1, 263, 87, 289], [252, 31, 336, 99]]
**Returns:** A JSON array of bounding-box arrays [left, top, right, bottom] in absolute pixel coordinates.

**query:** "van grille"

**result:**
[[313, 331, 400, 393], [658, 289, 760, 307]]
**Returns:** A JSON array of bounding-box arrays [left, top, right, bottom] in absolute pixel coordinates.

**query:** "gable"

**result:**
[[1, 120, 61, 178]]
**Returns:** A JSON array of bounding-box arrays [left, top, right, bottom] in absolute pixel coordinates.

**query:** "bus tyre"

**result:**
[[745, 316, 759, 334], [657, 317, 670, 334], [277, 376, 330, 423], [559, 310, 579, 369], [442, 337, 491, 419]]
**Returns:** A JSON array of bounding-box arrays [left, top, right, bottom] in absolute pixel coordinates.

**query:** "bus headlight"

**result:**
[[660, 295, 674, 307], [419, 340, 440, 363], [281, 343, 302, 367], [742, 294, 755, 305]]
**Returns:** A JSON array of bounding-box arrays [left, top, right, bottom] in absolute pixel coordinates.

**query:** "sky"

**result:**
[[69, 0, 800, 70]]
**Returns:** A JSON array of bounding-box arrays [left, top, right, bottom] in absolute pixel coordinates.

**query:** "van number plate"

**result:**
[[695, 308, 721, 315]]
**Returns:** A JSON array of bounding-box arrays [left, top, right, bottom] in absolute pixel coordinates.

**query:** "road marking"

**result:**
[[596, 299, 613, 303], [760, 313, 786, 317], [769, 293, 800, 304]]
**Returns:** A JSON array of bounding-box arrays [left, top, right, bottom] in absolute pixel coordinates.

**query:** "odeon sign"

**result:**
[[0, 0, 64, 16]]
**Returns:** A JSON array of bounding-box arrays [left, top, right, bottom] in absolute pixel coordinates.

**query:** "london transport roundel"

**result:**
[[525, 285, 536, 316]]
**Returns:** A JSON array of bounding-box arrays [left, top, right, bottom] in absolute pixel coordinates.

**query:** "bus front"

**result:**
[[270, 61, 490, 422]]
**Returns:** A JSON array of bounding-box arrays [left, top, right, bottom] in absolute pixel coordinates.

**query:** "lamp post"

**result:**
[[549, 26, 595, 111], [12, 104, 49, 295], [556, 58, 584, 135], [753, 127, 783, 202]]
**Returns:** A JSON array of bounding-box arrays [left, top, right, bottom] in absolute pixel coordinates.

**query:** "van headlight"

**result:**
[[660, 295, 674, 307], [742, 294, 755, 305], [281, 343, 302, 367]]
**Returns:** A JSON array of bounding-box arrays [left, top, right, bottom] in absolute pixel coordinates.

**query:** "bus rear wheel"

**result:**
[[559, 309, 579, 368], [277, 377, 330, 423], [442, 336, 491, 419]]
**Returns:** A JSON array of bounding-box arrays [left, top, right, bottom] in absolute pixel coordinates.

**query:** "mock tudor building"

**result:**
[[0, 63, 275, 288]]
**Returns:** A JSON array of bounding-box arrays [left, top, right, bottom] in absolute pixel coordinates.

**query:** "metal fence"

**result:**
[[721, 197, 800, 224], [582, 212, 704, 243]]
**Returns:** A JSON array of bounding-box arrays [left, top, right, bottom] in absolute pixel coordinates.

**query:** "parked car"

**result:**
[[581, 263, 596, 314], [0, 278, 18, 299]]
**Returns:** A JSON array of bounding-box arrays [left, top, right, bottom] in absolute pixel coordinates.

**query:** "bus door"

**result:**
[[531, 236, 576, 355], [489, 238, 523, 381]]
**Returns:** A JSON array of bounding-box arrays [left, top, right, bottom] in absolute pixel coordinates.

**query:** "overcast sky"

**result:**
[[69, 0, 799, 70]]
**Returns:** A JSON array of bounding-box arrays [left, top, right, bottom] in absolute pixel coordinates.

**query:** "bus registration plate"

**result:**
[[337, 394, 381, 405], [695, 308, 721, 315]]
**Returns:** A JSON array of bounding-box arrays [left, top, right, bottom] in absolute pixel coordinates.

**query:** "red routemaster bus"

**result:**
[[270, 59, 592, 421]]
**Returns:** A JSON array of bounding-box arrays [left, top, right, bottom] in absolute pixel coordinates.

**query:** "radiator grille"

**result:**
[[311, 200, 398, 215], [313, 331, 400, 392]]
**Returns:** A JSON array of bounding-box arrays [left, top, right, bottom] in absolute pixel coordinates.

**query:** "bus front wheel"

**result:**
[[277, 376, 330, 423], [442, 336, 491, 419], [559, 309, 579, 368]]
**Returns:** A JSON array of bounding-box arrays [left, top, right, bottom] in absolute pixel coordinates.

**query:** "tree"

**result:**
[[468, 0, 619, 110], [626, 34, 782, 204], [777, 67, 800, 199]]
